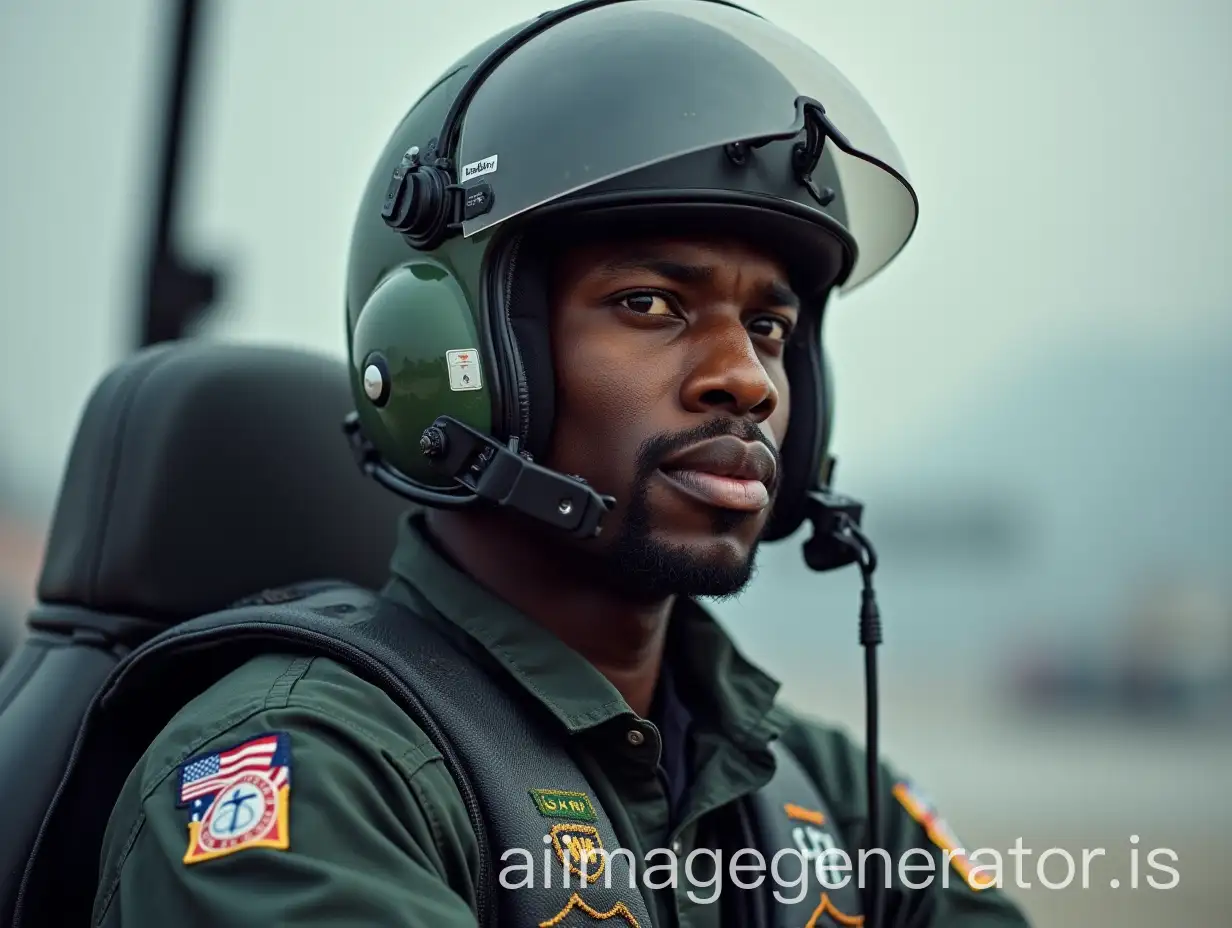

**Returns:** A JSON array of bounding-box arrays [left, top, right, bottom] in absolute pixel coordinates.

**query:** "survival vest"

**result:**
[[14, 582, 869, 927]]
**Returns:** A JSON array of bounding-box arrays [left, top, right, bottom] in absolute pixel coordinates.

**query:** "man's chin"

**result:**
[[607, 531, 761, 600], [594, 468, 773, 599]]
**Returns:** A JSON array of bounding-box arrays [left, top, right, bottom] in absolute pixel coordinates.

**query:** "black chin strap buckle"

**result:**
[[420, 416, 615, 538]]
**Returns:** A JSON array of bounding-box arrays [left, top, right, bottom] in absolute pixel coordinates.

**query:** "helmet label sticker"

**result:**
[[461, 154, 498, 182], [446, 349, 483, 391]]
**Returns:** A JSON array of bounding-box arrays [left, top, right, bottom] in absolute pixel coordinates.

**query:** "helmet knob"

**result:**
[[420, 426, 447, 458], [381, 144, 452, 248], [361, 353, 391, 406]]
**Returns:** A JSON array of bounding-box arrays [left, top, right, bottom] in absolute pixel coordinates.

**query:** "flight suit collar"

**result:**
[[383, 508, 788, 750]]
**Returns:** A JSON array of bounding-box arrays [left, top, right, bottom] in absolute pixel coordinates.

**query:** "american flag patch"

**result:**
[[178, 732, 293, 865], [178, 732, 290, 821]]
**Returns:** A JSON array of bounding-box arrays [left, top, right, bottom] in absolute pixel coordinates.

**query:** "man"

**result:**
[[93, 2, 1031, 926]]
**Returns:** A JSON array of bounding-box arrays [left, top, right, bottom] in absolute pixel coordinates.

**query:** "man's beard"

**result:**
[[602, 418, 780, 600]]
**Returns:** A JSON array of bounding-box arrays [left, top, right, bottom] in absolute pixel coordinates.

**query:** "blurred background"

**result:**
[[1, 0, 1228, 923]]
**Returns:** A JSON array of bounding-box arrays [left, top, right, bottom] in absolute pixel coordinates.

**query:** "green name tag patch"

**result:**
[[529, 788, 596, 822]]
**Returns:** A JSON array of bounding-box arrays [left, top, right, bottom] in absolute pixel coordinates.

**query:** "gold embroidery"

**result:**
[[804, 892, 864, 927], [550, 822, 606, 883], [538, 892, 641, 927], [784, 802, 826, 826], [530, 787, 597, 822]]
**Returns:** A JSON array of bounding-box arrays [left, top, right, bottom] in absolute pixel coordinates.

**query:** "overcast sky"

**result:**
[[1, 0, 1229, 513]]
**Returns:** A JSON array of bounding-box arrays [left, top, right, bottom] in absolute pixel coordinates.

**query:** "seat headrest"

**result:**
[[37, 340, 407, 624]]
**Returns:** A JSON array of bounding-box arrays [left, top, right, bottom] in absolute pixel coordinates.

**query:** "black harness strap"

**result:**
[[747, 741, 867, 926]]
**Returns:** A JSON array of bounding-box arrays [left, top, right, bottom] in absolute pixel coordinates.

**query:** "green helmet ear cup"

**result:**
[[350, 261, 492, 487]]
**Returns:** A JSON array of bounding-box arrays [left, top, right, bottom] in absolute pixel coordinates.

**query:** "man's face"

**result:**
[[543, 233, 799, 599]]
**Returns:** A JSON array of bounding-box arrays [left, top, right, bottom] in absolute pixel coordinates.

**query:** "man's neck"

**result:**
[[424, 508, 671, 717]]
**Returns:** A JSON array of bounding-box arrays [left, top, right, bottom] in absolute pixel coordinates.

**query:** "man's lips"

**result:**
[[656, 434, 776, 512]]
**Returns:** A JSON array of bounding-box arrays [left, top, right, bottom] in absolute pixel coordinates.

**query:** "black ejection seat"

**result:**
[[0, 340, 408, 924]]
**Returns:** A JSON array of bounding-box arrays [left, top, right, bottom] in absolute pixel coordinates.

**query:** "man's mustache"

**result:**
[[635, 418, 782, 494]]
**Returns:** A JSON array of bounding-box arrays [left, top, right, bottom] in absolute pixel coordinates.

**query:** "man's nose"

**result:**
[[679, 321, 779, 421]]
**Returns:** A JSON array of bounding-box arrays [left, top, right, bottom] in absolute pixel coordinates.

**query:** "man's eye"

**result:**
[[620, 293, 675, 316], [749, 316, 793, 341]]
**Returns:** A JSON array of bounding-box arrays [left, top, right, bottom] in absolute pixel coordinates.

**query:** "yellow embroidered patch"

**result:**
[[177, 732, 292, 865], [893, 782, 996, 890], [530, 787, 597, 822], [538, 892, 641, 927], [550, 822, 606, 882], [785, 802, 826, 826]]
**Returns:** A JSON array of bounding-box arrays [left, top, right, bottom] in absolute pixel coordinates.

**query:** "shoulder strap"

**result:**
[[743, 740, 866, 927], [14, 583, 656, 928], [353, 589, 659, 928]]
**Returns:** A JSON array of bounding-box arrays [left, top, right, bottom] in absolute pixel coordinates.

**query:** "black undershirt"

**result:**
[[648, 660, 693, 827]]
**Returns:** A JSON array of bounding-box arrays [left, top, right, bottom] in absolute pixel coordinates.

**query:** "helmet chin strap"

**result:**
[[347, 409, 887, 928], [802, 488, 886, 928]]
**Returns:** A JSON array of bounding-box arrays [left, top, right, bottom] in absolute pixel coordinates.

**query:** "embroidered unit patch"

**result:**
[[550, 822, 606, 882], [538, 892, 641, 927], [529, 787, 596, 822], [177, 731, 292, 864]]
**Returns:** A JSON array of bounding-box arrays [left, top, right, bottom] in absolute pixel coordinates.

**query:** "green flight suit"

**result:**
[[92, 510, 1030, 927]]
